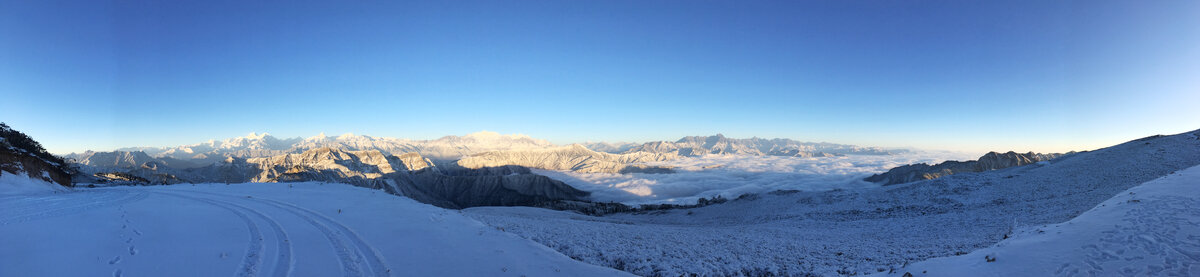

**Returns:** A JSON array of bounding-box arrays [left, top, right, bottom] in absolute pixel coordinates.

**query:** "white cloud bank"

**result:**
[[535, 151, 976, 204]]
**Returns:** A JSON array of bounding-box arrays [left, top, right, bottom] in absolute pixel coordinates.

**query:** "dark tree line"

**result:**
[[0, 122, 69, 166]]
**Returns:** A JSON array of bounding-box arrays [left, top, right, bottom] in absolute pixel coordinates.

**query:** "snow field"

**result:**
[[0, 182, 631, 277]]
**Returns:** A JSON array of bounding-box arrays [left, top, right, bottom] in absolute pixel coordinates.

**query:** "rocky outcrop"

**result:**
[[455, 144, 678, 173], [865, 151, 1070, 185], [246, 148, 404, 182], [975, 151, 1062, 171], [0, 123, 72, 188], [625, 134, 901, 157], [395, 152, 435, 171]]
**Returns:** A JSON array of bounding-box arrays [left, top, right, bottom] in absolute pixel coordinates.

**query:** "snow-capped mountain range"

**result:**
[[624, 134, 904, 157], [105, 131, 554, 162], [81, 131, 901, 164]]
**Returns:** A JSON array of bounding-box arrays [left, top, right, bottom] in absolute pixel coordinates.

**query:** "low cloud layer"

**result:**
[[535, 151, 976, 204]]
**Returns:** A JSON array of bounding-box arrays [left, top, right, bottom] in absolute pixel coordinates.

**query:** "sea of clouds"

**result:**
[[535, 151, 977, 205]]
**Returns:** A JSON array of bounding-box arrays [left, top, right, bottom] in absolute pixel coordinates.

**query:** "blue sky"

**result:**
[[2, 1, 1198, 154]]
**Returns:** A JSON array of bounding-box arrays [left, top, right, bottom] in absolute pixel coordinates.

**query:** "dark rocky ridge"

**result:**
[[865, 151, 1070, 185]]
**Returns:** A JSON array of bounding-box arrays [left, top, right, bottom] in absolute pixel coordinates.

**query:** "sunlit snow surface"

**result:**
[[0, 182, 630, 277], [536, 151, 975, 204], [876, 165, 1200, 277]]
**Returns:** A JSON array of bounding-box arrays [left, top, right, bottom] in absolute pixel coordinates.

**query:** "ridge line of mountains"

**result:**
[[10, 127, 1090, 211], [60, 131, 907, 209]]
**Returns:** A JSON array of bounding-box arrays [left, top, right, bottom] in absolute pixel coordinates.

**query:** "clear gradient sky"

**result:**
[[2, 1, 1198, 155]]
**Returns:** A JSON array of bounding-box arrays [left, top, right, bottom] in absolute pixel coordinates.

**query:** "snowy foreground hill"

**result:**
[[0, 182, 628, 276], [875, 165, 1200, 276], [2, 129, 1198, 276], [464, 130, 1200, 276]]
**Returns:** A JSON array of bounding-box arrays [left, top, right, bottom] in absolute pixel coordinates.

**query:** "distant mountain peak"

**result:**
[[244, 132, 270, 140]]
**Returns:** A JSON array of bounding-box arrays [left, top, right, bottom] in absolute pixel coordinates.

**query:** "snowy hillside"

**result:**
[[0, 182, 629, 276], [465, 129, 1200, 276], [0, 123, 73, 193], [0, 171, 68, 195], [876, 164, 1200, 276]]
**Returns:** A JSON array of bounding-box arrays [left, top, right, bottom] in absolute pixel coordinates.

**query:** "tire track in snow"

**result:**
[[0, 190, 147, 226], [154, 192, 266, 277], [185, 190, 391, 277], [240, 197, 365, 277], [181, 190, 363, 277], [253, 197, 392, 277], [159, 192, 296, 277]]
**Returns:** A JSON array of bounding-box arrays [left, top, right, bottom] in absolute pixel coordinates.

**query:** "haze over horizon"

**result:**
[[3, 1, 1198, 154]]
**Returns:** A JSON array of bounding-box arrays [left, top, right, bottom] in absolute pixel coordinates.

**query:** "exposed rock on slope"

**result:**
[[0, 123, 72, 190], [246, 148, 409, 182], [455, 144, 678, 173], [625, 134, 901, 157], [865, 151, 1069, 185]]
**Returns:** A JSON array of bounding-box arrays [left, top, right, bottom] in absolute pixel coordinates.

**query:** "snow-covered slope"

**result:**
[[465, 129, 1200, 276], [0, 170, 67, 195], [879, 164, 1200, 277], [0, 182, 630, 276]]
